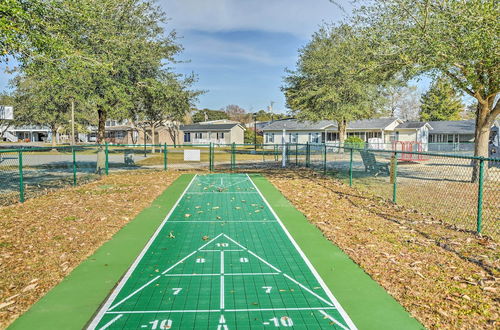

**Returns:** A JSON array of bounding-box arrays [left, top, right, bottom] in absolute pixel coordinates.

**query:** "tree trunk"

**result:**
[[151, 125, 156, 154], [471, 102, 492, 182], [51, 126, 57, 148], [338, 119, 347, 152], [96, 108, 106, 174]]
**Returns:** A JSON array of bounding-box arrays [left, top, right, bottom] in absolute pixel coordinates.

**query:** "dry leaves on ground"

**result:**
[[266, 169, 498, 330], [0, 170, 180, 329]]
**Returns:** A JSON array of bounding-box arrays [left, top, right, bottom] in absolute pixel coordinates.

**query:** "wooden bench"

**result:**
[[359, 150, 390, 175]]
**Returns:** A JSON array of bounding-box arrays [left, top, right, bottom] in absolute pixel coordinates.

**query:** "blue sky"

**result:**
[[0, 0, 438, 114], [157, 0, 353, 113]]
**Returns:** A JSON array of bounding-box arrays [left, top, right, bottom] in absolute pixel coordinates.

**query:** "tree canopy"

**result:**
[[420, 76, 464, 122], [192, 109, 229, 123], [357, 0, 499, 161], [283, 23, 393, 143]]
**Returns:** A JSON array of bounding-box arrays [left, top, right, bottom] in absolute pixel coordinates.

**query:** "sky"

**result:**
[[157, 0, 353, 113], [0, 0, 437, 114]]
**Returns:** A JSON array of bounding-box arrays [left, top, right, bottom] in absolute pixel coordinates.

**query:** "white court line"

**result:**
[[87, 175, 198, 329], [106, 310, 221, 314], [108, 233, 225, 311], [220, 275, 225, 309], [187, 191, 258, 193], [246, 250, 282, 273], [167, 221, 273, 223], [319, 310, 350, 330], [98, 314, 123, 330], [199, 249, 244, 252], [225, 272, 279, 276], [283, 274, 333, 307], [226, 307, 337, 312], [220, 251, 225, 274], [108, 276, 161, 311], [162, 233, 225, 275], [163, 272, 279, 277], [106, 307, 336, 314], [246, 174, 357, 330], [222, 235, 282, 273], [164, 273, 220, 277]]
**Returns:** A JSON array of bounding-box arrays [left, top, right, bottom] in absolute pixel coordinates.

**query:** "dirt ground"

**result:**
[[0, 170, 181, 329], [265, 169, 498, 330]]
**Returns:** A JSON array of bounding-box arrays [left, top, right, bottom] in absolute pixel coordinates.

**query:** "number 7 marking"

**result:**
[[172, 288, 182, 295], [262, 286, 272, 294]]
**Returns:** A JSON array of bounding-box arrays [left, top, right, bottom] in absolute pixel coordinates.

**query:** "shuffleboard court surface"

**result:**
[[88, 173, 356, 329]]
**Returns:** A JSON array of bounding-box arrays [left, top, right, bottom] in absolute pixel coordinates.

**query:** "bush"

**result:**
[[344, 136, 365, 149], [244, 130, 263, 145]]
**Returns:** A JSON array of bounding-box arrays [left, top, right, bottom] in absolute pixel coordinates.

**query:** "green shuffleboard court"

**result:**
[[89, 173, 356, 329]]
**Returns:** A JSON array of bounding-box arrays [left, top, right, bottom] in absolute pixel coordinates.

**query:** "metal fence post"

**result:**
[[306, 141, 311, 167], [72, 147, 77, 186], [209, 143, 213, 171], [231, 143, 236, 170], [349, 148, 353, 187], [18, 151, 24, 203], [476, 158, 485, 234], [392, 152, 398, 203], [105, 142, 109, 175], [323, 143, 327, 174], [295, 143, 298, 166], [163, 143, 167, 171]]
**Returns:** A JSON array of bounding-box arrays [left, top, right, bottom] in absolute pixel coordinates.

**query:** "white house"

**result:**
[[262, 118, 411, 145]]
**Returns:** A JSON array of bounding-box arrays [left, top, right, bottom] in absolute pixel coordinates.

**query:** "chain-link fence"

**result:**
[[1, 143, 498, 239]]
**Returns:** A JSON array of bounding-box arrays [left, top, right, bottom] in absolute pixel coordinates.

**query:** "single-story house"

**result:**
[[262, 118, 409, 145], [180, 123, 245, 145], [427, 120, 475, 143]]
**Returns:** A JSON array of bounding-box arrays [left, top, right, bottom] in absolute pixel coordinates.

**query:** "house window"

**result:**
[[217, 132, 225, 139], [116, 131, 124, 139], [265, 133, 275, 143], [326, 132, 338, 141], [309, 133, 320, 143], [184, 132, 191, 143], [288, 133, 298, 143], [366, 132, 382, 140], [194, 132, 202, 139]]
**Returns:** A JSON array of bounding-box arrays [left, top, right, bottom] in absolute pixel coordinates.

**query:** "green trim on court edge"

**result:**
[[8, 174, 194, 330], [249, 174, 424, 330]]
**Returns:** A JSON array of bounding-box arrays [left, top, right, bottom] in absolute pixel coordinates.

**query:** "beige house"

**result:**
[[180, 123, 245, 145]]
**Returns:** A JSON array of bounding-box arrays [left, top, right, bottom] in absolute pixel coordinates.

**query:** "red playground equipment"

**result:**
[[391, 141, 429, 162]]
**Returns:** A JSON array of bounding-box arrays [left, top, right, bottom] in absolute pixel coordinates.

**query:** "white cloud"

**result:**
[[181, 34, 296, 66], [159, 0, 351, 38]]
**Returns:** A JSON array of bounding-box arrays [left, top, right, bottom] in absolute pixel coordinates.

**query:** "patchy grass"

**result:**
[[265, 169, 498, 330], [0, 170, 181, 328]]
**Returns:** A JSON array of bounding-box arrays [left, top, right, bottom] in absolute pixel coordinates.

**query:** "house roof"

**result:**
[[180, 123, 244, 131], [262, 118, 400, 131], [427, 120, 476, 134], [395, 121, 433, 130]]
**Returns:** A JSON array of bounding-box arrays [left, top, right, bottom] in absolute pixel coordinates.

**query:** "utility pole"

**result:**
[[71, 99, 75, 145]]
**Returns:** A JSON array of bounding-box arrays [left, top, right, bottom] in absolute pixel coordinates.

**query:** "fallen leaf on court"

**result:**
[[202, 236, 209, 241], [184, 214, 191, 218], [235, 206, 241, 210], [212, 206, 220, 210], [216, 216, 222, 220], [168, 231, 175, 239]]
